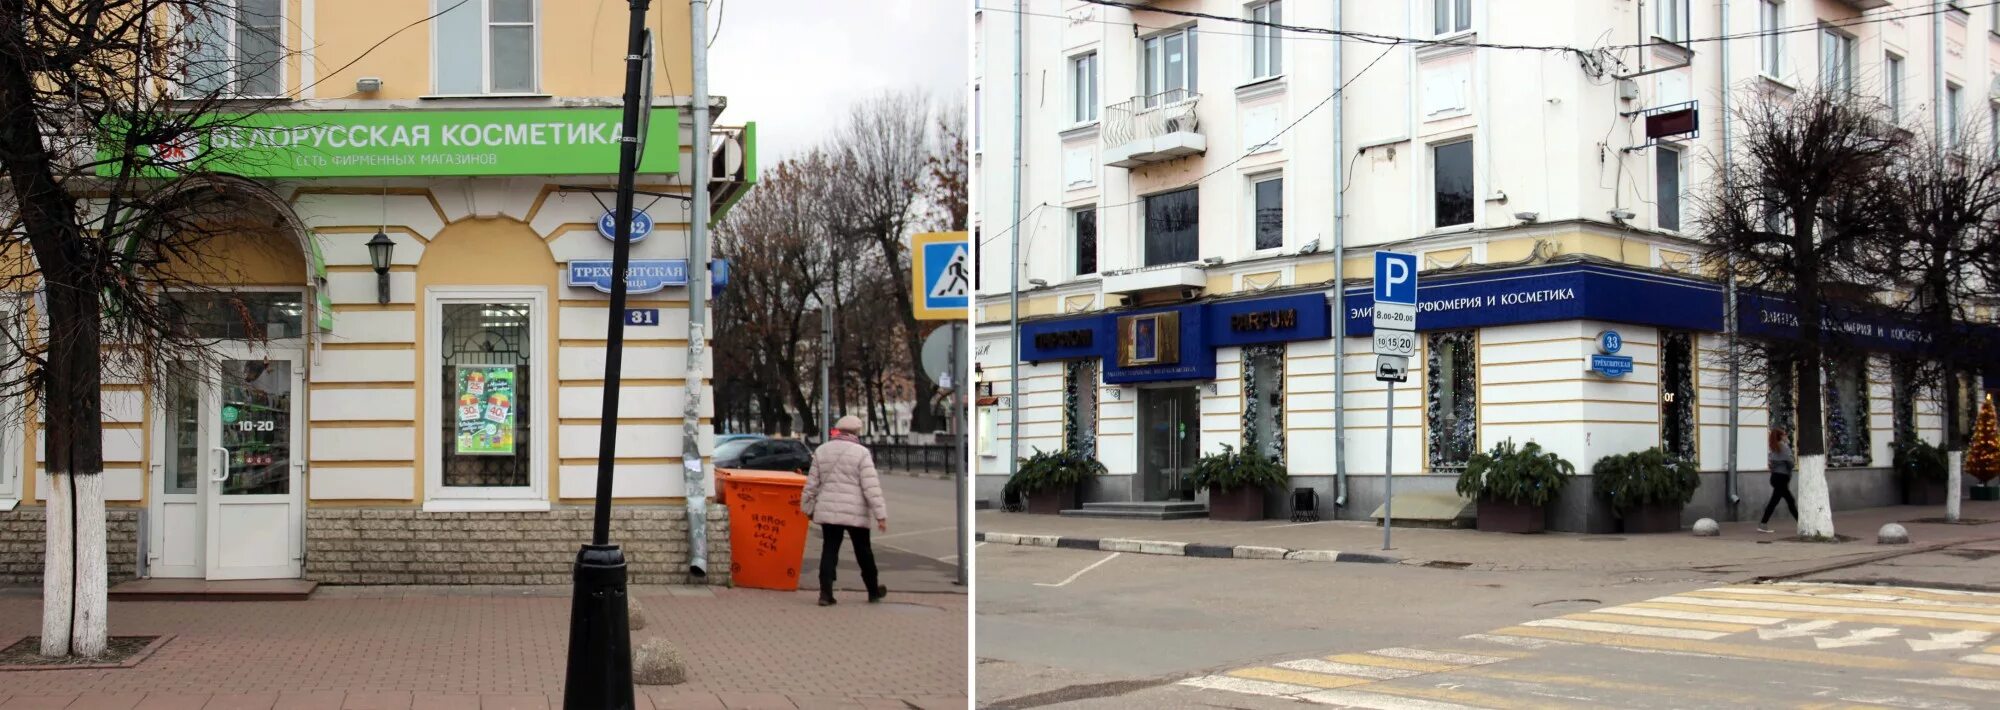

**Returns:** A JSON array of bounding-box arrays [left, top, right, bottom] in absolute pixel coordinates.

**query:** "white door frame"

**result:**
[[146, 364, 208, 578], [204, 343, 306, 580]]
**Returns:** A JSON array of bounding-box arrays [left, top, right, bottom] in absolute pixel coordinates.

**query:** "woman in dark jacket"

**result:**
[[1761, 426, 1799, 533]]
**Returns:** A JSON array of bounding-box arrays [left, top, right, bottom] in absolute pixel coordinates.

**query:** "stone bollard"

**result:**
[[1877, 523, 1910, 545], [633, 637, 688, 686], [629, 596, 647, 630], [1692, 518, 1720, 537]]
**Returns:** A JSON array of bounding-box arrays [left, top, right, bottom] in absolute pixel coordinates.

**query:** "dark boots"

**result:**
[[868, 584, 888, 603], [818, 587, 837, 606]]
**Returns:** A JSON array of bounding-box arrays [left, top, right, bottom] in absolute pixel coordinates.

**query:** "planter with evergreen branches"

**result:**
[[1593, 447, 1699, 533], [1456, 439, 1576, 534], [1188, 445, 1288, 521], [1006, 448, 1105, 514], [1893, 439, 1950, 506]]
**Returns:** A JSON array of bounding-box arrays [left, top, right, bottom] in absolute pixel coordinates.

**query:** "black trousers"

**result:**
[[1762, 473, 1799, 525], [818, 523, 880, 593]]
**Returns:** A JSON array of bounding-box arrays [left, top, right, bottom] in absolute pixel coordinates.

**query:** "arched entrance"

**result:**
[[145, 175, 319, 580]]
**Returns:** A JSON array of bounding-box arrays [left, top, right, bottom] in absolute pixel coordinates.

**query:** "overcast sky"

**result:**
[[708, 0, 969, 160]]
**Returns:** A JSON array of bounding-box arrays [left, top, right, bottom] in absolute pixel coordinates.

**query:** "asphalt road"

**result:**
[[976, 541, 2000, 709], [803, 473, 966, 596]]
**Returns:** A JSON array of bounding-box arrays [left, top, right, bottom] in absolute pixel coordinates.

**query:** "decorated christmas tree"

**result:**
[[1968, 394, 2000, 485]]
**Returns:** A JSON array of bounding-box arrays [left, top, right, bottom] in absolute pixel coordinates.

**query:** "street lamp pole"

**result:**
[[562, 0, 649, 705]]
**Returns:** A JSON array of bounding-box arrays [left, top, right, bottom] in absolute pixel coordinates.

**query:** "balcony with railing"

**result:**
[[1103, 91, 1206, 169]]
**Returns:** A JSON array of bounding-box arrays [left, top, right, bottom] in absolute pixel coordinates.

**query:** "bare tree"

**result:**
[[1695, 87, 1906, 539], [1, 0, 302, 656], [714, 152, 841, 435], [926, 97, 968, 232]]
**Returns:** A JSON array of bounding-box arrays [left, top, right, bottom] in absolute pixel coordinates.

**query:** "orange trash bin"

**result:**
[[717, 468, 812, 591]]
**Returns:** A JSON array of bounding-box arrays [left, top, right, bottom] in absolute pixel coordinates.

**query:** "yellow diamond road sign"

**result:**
[[912, 231, 970, 321]]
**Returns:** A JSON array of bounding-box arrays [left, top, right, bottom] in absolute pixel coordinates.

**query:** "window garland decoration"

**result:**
[[1660, 331, 1697, 463], [1824, 358, 1872, 466], [1063, 360, 1098, 457], [1426, 330, 1478, 470], [1241, 345, 1286, 463]]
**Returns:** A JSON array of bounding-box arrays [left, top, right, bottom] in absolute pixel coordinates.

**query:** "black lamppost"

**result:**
[[366, 232, 394, 304], [563, 0, 650, 706]]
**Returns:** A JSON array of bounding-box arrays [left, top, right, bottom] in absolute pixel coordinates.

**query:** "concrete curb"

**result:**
[[976, 532, 1409, 565], [878, 469, 953, 481]]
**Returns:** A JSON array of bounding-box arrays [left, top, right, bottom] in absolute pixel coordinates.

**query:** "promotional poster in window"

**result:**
[[454, 365, 516, 456]]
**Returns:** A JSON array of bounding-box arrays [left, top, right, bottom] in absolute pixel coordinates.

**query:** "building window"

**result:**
[[184, 0, 283, 96], [1660, 331, 1696, 462], [1243, 345, 1286, 462], [1071, 206, 1098, 276], [1657, 0, 1686, 42], [1825, 357, 1871, 466], [1886, 53, 1904, 124], [1760, 0, 1783, 76], [1767, 352, 1796, 448], [1063, 361, 1098, 457], [1433, 140, 1475, 229], [1954, 372, 1979, 447], [1427, 330, 1478, 470], [1656, 147, 1682, 232], [1143, 187, 1199, 266], [1821, 28, 1855, 92], [166, 291, 307, 340], [1433, 0, 1471, 36], [435, 0, 539, 95], [1143, 27, 1198, 106], [1250, 1, 1282, 79], [1071, 53, 1098, 124], [427, 291, 546, 506], [1950, 83, 1964, 148], [1252, 175, 1283, 251], [1891, 362, 1917, 449]]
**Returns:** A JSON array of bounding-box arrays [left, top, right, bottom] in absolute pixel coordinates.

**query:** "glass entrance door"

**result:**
[[1138, 386, 1201, 501], [205, 357, 302, 580]]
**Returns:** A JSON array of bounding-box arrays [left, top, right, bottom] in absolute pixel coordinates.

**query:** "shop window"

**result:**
[[183, 0, 283, 97], [435, 0, 539, 95], [432, 296, 542, 502], [1891, 362, 1917, 448], [1427, 330, 1477, 470], [0, 304, 19, 503], [1659, 331, 1696, 462], [1243, 345, 1285, 462], [1767, 352, 1796, 447], [1252, 175, 1283, 251], [1144, 187, 1199, 266], [165, 291, 307, 341], [1142, 27, 1197, 106], [1433, 140, 1474, 229], [1249, 1, 1282, 79], [1063, 361, 1098, 457], [1824, 357, 1871, 466], [1955, 371, 1980, 447], [1072, 206, 1098, 276]]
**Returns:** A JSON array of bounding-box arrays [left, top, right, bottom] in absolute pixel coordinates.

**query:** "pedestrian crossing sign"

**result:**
[[912, 231, 970, 321]]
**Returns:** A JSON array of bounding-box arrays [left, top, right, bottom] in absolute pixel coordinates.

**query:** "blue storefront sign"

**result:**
[[1018, 293, 1331, 384], [1344, 263, 1724, 336], [567, 259, 686, 294], [1591, 354, 1634, 377]]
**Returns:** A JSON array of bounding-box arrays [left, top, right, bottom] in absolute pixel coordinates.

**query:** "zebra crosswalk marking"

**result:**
[[1764, 584, 2000, 607], [1179, 674, 1318, 697], [1656, 595, 2000, 625], [1629, 600, 2000, 632], [1367, 647, 1511, 665], [1225, 664, 1376, 690], [1276, 658, 1424, 680], [1293, 689, 1489, 710], [1586, 604, 1785, 625], [1519, 617, 1733, 640], [1681, 590, 2000, 620], [1323, 651, 1466, 673], [1563, 610, 1759, 634]]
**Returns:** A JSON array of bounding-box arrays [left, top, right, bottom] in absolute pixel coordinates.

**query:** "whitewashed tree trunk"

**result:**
[[1948, 451, 1964, 523], [72, 472, 107, 657], [40, 472, 73, 657], [1796, 454, 1835, 539]]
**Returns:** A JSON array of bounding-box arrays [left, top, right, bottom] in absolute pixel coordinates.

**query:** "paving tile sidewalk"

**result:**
[[0, 585, 965, 709], [978, 501, 2000, 575]]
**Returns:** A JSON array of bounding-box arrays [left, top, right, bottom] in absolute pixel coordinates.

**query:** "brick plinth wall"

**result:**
[[305, 506, 732, 586], [0, 507, 141, 585]]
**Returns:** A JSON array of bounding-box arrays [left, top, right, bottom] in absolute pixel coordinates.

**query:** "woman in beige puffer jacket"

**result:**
[[801, 415, 889, 605]]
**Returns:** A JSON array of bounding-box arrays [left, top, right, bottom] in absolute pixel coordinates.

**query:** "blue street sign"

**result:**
[[1591, 354, 1634, 377], [597, 209, 654, 243], [567, 259, 686, 294], [1598, 330, 1623, 355], [1374, 250, 1419, 305], [624, 308, 660, 326]]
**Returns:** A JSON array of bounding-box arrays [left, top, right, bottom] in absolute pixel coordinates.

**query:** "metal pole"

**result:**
[[952, 322, 968, 586], [563, 1, 647, 704], [1007, 0, 1023, 484], [1330, 0, 1347, 511], [685, 0, 713, 579], [1721, 0, 1740, 519], [821, 288, 832, 437], [1382, 380, 1393, 550]]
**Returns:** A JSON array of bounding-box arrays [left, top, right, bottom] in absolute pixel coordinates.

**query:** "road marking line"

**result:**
[[1296, 688, 1490, 710], [1230, 665, 1379, 689], [1659, 595, 2000, 625], [1630, 601, 2000, 632], [1733, 586, 2000, 612], [1460, 633, 1574, 649], [1276, 658, 1424, 680], [1591, 604, 1785, 625], [1776, 583, 2000, 604], [1319, 682, 1570, 710], [1456, 667, 1762, 703], [1180, 674, 1317, 697], [1563, 611, 1757, 634], [1684, 590, 2000, 619], [1959, 654, 2000, 666], [877, 541, 957, 564], [1324, 652, 1462, 673], [1490, 625, 2000, 676], [874, 526, 955, 540], [1521, 618, 1731, 640], [1032, 552, 1120, 588], [1902, 677, 2000, 692], [1368, 647, 1510, 665]]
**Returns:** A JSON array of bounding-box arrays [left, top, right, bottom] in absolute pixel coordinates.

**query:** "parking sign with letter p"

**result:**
[[1374, 250, 1418, 305]]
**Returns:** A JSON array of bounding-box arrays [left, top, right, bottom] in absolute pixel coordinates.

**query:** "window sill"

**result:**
[[0, 498, 16, 512], [1756, 73, 1797, 93], [419, 93, 554, 100], [1427, 224, 1476, 236], [1236, 75, 1286, 101], [422, 499, 552, 513], [1059, 122, 1101, 141]]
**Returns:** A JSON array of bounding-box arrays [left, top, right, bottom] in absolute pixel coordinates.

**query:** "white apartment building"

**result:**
[[972, 0, 1996, 530]]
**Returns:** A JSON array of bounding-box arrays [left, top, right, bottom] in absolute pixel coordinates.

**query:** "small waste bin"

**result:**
[[717, 468, 811, 591]]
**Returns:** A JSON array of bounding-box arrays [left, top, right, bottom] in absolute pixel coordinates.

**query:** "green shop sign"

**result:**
[[105, 108, 681, 178]]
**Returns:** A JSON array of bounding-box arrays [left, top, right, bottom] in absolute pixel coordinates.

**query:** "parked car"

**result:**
[[715, 437, 812, 473], [715, 433, 766, 447]]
